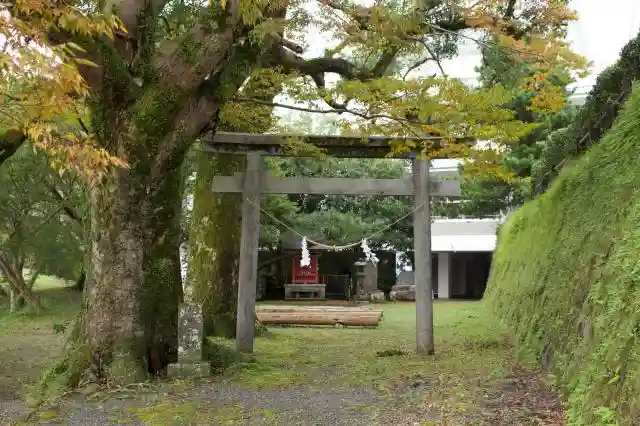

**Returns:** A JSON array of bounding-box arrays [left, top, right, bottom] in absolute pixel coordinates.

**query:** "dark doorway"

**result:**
[[450, 252, 492, 300]]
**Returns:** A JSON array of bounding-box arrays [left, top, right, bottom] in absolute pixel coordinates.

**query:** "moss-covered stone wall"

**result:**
[[487, 83, 640, 424]]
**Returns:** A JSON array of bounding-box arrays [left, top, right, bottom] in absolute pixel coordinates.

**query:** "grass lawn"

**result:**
[[0, 283, 565, 425], [225, 302, 513, 390], [0, 277, 80, 408]]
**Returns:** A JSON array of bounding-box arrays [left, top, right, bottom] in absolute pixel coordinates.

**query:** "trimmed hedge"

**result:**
[[486, 83, 640, 425], [532, 29, 640, 193]]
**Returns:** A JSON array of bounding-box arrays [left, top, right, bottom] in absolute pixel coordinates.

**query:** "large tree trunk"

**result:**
[[62, 42, 254, 384], [188, 153, 244, 338], [37, 1, 277, 389], [75, 163, 184, 383]]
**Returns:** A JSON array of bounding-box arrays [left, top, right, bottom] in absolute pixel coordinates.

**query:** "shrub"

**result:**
[[532, 29, 640, 193]]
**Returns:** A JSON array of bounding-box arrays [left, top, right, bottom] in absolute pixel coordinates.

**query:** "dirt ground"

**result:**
[[0, 288, 565, 425]]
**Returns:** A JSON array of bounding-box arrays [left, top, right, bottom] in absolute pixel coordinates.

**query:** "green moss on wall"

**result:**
[[486, 83, 640, 425]]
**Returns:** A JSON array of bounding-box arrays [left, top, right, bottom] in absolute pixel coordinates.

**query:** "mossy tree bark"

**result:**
[[63, 10, 270, 380], [80, 157, 185, 381], [188, 77, 281, 338], [189, 153, 244, 337], [140, 166, 184, 371]]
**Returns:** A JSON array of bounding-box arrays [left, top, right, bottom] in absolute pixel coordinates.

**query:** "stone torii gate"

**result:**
[[205, 132, 463, 355]]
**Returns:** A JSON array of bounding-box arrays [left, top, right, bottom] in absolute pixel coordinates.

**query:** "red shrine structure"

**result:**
[[285, 249, 327, 300]]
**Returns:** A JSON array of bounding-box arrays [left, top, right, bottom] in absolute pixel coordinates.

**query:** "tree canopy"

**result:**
[[0, 0, 124, 173], [440, 33, 582, 217]]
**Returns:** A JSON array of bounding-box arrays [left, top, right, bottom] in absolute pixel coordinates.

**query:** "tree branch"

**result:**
[[274, 45, 375, 82], [151, 2, 244, 93], [44, 181, 83, 224], [150, 42, 254, 183], [5, 205, 66, 248], [0, 129, 26, 168], [403, 56, 432, 80], [319, 0, 371, 29], [295, 1, 467, 99], [428, 23, 536, 58], [0, 253, 37, 302], [227, 96, 471, 140], [504, 0, 517, 19], [319, 0, 531, 61], [404, 38, 446, 79], [371, 45, 401, 77], [17, 254, 25, 277], [26, 268, 41, 290], [0, 255, 19, 285], [275, 35, 304, 54], [106, 0, 172, 39]]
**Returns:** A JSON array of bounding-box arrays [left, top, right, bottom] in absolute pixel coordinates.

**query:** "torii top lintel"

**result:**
[[202, 132, 475, 159]]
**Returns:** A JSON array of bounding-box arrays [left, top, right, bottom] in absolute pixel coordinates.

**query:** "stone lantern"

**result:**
[[353, 259, 384, 302]]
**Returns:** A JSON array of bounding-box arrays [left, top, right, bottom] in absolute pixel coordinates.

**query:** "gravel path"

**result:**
[[11, 381, 390, 425], [3, 368, 565, 425]]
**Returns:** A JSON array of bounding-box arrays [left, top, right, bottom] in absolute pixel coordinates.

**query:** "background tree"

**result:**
[[438, 36, 582, 217], [532, 29, 640, 193], [0, 146, 84, 311], [268, 156, 413, 249], [186, 72, 290, 338]]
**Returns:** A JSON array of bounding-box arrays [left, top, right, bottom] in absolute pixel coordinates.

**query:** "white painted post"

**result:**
[[236, 152, 262, 353], [437, 252, 451, 299], [412, 157, 434, 354]]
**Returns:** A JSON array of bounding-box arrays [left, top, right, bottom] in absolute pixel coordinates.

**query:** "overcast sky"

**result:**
[[411, 0, 640, 91]]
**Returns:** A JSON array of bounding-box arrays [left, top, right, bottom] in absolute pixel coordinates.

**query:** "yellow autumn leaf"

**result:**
[[74, 58, 98, 67]]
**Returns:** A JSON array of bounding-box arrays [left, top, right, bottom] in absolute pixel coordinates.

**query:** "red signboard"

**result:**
[[291, 254, 319, 284]]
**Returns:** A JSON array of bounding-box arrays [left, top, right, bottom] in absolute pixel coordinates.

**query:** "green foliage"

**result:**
[[0, 146, 84, 282], [266, 156, 414, 250], [486, 83, 640, 425], [448, 107, 577, 218], [204, 336, 252, 373], [532, 29, 640, 193]]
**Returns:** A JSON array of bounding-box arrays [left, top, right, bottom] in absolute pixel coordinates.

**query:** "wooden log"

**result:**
[[256, 305, 378, 313], [255, 311, 382, 319], [257, 314, 381, 327], [257, 310, 381, 317], [257, 304, 375, 309], [256, 310, 383, 327], [256, 308, 383, 319]]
